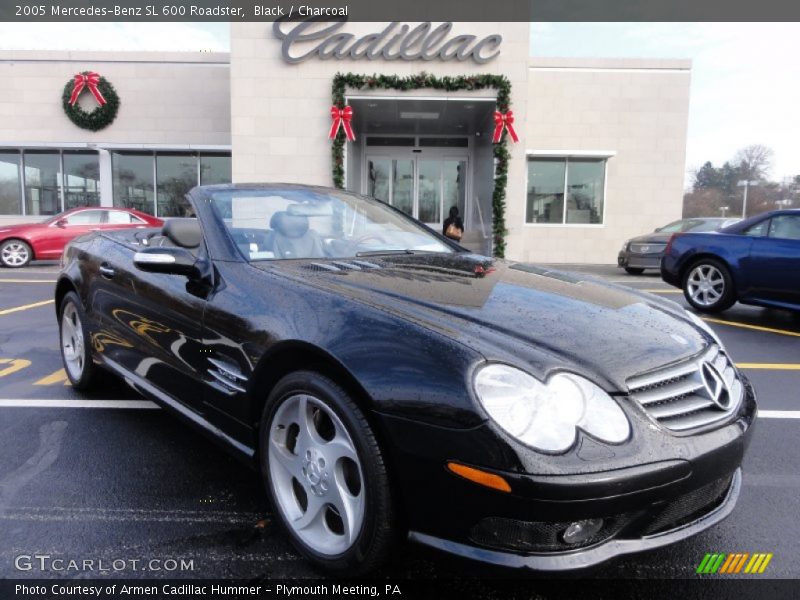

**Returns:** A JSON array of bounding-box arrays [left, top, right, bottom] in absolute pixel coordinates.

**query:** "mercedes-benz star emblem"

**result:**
[[700, 362, 730, 410]]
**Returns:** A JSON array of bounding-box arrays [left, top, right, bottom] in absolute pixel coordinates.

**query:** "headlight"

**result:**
[[685, 310, 722, 346], [474, 364, 630, 454], [621, 241, 629, 251]]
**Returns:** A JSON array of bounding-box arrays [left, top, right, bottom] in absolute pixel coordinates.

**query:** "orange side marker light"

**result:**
[[447, 462, 512, 493]]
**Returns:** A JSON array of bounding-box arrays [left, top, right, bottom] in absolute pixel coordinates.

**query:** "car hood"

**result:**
[[627, 232, 672, 245], [0, 222, 46, 236], [255, 253, 709, 391]]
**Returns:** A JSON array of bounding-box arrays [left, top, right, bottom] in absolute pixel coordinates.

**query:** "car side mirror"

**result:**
[[55, 218, 68, 228], [654, 227, 662, 232], [134, 246, 203, 278]]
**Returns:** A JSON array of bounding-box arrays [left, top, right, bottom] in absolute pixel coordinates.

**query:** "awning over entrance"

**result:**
[[346, 98, 496, 256], [349, 98, 495, 136]]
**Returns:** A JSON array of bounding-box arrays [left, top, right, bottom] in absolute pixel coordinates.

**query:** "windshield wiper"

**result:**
[[356, 249, 416, 257]]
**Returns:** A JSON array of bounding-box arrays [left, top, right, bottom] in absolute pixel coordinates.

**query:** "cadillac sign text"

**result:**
[[273, 20, 503, 64]]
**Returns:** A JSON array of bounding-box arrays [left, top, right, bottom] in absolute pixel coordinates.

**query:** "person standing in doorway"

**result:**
[[443, 206, 464, 241]]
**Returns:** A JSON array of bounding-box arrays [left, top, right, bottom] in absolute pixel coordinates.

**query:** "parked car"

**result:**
[[662, 209, 800, 312], [0, 207, 162, 268], [618, 217, 740, 275], [56, 184, 756, 573]]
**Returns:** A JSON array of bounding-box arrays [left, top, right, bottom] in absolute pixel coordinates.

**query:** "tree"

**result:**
[[685, 145, 778, 217], [733, 144, 773, 181], [693, 162, 723, 190]]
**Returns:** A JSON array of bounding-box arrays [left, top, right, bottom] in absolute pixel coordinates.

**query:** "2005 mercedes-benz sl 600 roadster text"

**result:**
[[56, 184, 756, 574]]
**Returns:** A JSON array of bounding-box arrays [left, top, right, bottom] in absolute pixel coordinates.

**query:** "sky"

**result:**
[[530, 23, 800, 185], [0, 21, 797, 184]]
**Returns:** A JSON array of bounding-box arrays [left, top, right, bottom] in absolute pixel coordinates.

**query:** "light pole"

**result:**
[[737, 180, 759, 219], [719, 205, 729, 217]]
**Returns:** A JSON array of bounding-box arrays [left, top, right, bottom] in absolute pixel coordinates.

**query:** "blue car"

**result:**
[[661, 209, 800, 313]]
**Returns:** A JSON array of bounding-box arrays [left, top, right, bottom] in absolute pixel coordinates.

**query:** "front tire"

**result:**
[[0, 239, 32, 268], [624, 267, 645, 275], [259, 371, 395, 574], [59, 291, 101, 390], [682, 258, 736, 313]]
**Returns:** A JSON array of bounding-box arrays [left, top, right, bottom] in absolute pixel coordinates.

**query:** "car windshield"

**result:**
[[684, 220, 725, 232], [207, 187, 454, 261], [659, 219, 723, 233]]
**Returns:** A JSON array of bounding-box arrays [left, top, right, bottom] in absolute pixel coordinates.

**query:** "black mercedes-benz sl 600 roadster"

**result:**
[[56, 184, 756, 573]]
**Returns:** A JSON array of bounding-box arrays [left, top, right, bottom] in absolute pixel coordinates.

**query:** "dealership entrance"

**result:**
[[347, 98, 496, 254], [364, 148, 468, 229]]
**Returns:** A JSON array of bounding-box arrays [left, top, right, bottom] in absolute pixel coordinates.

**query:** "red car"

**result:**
[[0, 207, 162, 268]]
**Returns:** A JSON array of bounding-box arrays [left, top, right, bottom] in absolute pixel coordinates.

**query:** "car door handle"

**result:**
[[99, 264, 115, 279]]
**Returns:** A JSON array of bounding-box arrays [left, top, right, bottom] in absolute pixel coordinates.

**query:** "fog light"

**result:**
[[562, 518, 604, 545]]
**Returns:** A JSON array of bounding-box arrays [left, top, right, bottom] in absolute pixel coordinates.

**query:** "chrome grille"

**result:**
[[630, 242, 666, 254], [626, 345, 743, 432]]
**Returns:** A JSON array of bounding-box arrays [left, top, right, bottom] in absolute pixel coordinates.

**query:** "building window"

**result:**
[[24, 151, 61, 216], [63, 151, 100, 209], [0, 149, 101, 216], [526, 157, 606, 225], [157, 153, 197, 217], [112, 151, 231, 217], [200, 153, 232, 186], [0, 151, 21, 215], [112, 152, 155, 215]]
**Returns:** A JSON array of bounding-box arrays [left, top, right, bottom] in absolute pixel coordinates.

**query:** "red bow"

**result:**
[[68, 72, 106, 107], [328, 105, 355, 142], [492, 110, 519, 144]]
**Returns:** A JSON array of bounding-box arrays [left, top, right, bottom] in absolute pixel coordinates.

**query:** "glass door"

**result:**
[[366, 156, 414, 217], [442, 158, 468, 228], [366, 151, 468, 229], [417, 159, 441, 226]]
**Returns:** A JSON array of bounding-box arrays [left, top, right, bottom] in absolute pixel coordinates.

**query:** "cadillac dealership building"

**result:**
[[0, 21, 691, 263]]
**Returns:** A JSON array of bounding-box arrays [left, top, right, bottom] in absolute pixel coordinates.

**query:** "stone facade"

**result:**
[[0, 26, 692, 264]]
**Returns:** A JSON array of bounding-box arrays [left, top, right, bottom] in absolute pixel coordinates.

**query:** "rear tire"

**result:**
[[258, 371, 395, 574], [59, 291, 101, 390], [0, 239, 32, 268], [682, 258, 736, 313], [624, 267, 645, 275]]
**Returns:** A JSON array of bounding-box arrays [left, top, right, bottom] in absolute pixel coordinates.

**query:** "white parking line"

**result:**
[[759, 411, 800, 419], [0, 399, 159, 409]]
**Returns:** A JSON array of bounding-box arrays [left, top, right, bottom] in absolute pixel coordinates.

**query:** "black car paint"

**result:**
[[56, 184, 756, 569]]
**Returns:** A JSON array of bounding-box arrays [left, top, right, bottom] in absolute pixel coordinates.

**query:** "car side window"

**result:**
[[65, 210, 104, 225], [107, 210, 143, 224], [743, 219, 770, 237], [768, 215, 800, 241], [658, 220, 686, 233]]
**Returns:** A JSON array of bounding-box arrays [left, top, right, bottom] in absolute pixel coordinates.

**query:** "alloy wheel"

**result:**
[[1, 242, 30, 267], [61, 303, 85, 380], [686, 264, 725, 307], [268, 393, 365, 556]]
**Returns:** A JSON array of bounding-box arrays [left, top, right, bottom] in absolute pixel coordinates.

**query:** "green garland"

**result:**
[[61, 72, 120, 131], [331, 72, 512, 258]]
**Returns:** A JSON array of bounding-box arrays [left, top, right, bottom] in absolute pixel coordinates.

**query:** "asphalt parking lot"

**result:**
[[1, 262, 799, 586]]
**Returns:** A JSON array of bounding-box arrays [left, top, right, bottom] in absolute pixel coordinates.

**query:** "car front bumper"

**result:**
[[409, 468, 741, 570], [377, 377, 756, 570], [618, 250, 664, 270]]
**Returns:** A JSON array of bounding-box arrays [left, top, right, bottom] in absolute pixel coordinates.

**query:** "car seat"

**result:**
[[270, 211, 325, 259]]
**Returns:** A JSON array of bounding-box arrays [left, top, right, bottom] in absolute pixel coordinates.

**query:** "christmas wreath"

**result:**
[[61, 72, 120, 131]]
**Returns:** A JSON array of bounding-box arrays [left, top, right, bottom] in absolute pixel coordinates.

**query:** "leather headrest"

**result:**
[[162, 218, 202, 249], [270, 211, 309, 239]]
